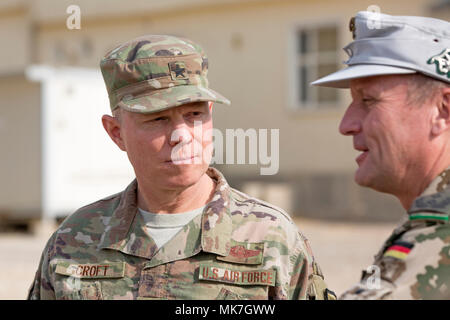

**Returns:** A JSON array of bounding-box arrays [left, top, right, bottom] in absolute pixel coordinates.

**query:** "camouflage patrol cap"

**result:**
[[100, 35, 231, 113]]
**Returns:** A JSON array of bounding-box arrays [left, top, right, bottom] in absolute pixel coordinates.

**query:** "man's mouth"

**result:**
[[166, 155, 200, 164], [355, 149, 369, 165]]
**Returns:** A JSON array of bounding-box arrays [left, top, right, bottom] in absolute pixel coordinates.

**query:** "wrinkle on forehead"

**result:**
[[350, 74, 447, 109], [124, 101, 210, 121], [350, 75, 410, 98]]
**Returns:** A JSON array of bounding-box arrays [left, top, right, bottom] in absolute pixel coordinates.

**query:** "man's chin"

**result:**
[[163, 162, 207, 174], [354, 168, 373, 188], [354, 158, 377, 186], [163, 165, 207, 186], [354, 169, 395, 194]]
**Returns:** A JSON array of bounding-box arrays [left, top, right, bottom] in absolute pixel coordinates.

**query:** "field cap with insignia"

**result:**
[[311, 11, 450, 88], [100, 35, 231, 113]]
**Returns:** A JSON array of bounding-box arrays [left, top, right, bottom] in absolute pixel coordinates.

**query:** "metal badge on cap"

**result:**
[[349, 16, 356, 40], [428, 49, 450, 78]]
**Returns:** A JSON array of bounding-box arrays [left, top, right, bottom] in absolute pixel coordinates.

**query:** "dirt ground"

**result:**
[[0, 218, 397, 300]]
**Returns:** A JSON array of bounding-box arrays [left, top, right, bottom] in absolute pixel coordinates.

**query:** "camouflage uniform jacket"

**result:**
[[28, 167, 333, 300], [341, 167, 450, 299]]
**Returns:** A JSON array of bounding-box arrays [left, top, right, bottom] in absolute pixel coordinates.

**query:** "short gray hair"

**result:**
[[407, 74, 449, 107], [112, 107, 122, 122]]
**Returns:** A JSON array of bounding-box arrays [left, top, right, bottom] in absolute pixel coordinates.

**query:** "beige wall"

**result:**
[[0, 7, 31, 75], [0, 75, 41, 217]]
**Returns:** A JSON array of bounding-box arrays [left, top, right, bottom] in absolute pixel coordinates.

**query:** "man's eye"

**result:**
[[187, 112, 203, 117], [362, 97, 376, 105], [150, 117, 167, 122]]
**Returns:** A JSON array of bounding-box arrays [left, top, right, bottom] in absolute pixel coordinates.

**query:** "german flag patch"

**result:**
[[383, 241, 414, 260]]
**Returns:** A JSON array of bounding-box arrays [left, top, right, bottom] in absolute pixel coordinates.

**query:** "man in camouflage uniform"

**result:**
[[28, 35, 334, 300], [312, 12, 450, 299]]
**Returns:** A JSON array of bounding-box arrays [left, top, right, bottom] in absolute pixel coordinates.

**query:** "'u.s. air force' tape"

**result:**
[[55, 261, 125, 279], [198, 264, 276, 286]]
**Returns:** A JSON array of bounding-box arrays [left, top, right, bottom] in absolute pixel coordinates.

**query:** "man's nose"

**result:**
[[169, 120, 193, 147], [339, 104, 362, 136]]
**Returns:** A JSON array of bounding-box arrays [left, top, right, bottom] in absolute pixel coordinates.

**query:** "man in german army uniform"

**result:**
[[28, 35, 334, 300], [312, 11, 450, 299]]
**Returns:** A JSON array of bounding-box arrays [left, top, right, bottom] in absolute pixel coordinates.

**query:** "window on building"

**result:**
[[293, 25, 340, 109]]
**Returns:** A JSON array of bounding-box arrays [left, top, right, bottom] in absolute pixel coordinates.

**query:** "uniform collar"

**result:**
[[200, 167, 232, 256], [97, 180, 159, 259], [98, 167, 232, 260], [408, 167, 450, 215]]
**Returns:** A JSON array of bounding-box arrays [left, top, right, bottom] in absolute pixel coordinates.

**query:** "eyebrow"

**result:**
[[136, 104, 208, 119], [350, 85, 364, 97], [353, 82, 381, 95], [134, 112, 168, 121], [182, 103, 208, 109]]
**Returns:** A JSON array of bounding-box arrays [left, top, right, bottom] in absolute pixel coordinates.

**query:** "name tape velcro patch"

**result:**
[[55, 261, 125, 279], [198, 264, 276, 286]]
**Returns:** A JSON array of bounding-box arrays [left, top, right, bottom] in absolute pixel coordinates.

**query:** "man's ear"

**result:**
[[431, 87, 450, 136], [101, 114, 126, 151]]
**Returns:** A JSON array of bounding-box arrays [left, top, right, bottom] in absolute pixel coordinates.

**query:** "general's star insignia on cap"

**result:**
[[169, 61, 188, 80], [427, 48, 450, 78]]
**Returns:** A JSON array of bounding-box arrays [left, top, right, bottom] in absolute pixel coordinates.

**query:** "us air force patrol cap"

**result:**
[[100, 35, 231, 113], [312, 11, 450, 88]]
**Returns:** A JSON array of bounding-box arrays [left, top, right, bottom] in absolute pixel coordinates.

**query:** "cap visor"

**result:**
[[117, 85, 231, 114], [311, 64, 416, 88]]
